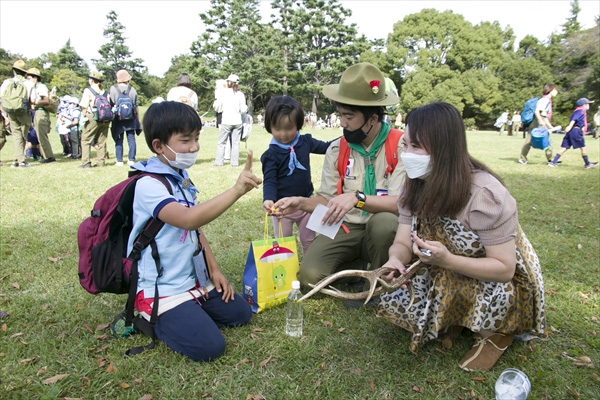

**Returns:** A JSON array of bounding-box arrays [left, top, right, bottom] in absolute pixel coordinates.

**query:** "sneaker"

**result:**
[[585, 162, 599, 169], [18, 162, 31, 168], [518, 159, 528, 165], [10, 161, 19, 168], [78, 162, 92, 169], [110, 310, 138, 338], [547, 162, 558, 167], [127, 160, 135, 166], [40, 157, 56, 164], [115, 161, 123, 167]]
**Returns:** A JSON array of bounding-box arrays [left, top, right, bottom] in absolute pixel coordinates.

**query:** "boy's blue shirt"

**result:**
[[128, 156, 199, 298]]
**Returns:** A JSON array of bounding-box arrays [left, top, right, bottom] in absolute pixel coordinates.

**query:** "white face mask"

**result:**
[[162, 144, 198, 170], [401, 152, 431, 179]]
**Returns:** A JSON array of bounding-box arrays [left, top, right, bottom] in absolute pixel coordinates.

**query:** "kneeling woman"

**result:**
[[377, 102, 545, 371]]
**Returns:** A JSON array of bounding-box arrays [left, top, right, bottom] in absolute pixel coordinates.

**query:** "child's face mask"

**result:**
[[162, 144, 198, 170]]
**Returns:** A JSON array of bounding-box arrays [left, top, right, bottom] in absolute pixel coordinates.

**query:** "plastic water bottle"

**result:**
[[285, 280, 303, 337], [495, 368, 531, 400]]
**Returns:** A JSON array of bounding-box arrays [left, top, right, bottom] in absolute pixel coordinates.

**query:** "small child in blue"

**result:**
[[548, 98, 598, 169], [261, 96, 333, 255], [129, 101, 262, 361]]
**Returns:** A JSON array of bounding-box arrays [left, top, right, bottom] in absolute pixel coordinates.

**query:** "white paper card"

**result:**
[[307, 204, 343, 239]]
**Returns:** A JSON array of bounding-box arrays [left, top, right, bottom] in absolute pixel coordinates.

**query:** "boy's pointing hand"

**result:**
[[235, 150, 262, 195]]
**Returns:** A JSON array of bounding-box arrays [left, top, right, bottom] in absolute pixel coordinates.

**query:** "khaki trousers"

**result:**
[[81, 118, 110, 165], [7, 112, 31, 163], [33, 109, 53, 158]]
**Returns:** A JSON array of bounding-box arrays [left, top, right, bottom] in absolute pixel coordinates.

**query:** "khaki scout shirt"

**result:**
[[80, 83, 104, 115], [316, 127, 405, 225]]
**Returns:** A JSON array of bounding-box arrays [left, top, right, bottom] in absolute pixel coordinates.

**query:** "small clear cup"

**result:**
[[494, 368, 531, 400]]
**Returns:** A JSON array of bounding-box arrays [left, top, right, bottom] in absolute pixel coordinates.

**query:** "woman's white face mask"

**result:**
[[401, 152, 431, 179]]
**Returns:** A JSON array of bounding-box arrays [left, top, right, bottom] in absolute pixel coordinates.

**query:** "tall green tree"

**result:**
[[271, 0, 368, 114], [55, 39, 89, 77], [386, 9, 509, 126], [562, 0, 582, 37], [93, 11, 147, 84], [191, 0, 283, 113]]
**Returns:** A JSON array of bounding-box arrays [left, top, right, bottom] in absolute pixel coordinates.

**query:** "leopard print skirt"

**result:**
[[376, 216, 546, 354]]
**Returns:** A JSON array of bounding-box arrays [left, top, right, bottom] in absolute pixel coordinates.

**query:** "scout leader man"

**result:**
[[273, 62, 405, 307], [0, 60, 34, 167], [27, 67, 56, 163]]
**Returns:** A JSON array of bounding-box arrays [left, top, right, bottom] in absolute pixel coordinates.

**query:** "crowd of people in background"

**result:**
[[1, 58, 598, 171]]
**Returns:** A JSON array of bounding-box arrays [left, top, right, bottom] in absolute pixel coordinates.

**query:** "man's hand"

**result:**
[[323, 192, 356, 225]]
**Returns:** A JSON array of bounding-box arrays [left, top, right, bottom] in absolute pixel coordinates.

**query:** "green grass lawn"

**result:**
[[0, 121, 599, 399]]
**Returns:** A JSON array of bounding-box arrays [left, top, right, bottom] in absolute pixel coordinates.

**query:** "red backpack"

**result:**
[[77, 171, 172, 356], [337, 128, 403, 194]]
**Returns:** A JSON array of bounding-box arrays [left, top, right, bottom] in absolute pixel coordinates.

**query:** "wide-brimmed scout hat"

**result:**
[[226, 74, 240, 83], [26, 68, 41, 78], [576, 98, 594, 106], [12, 60, 27, 73], [116, 69, 131, 83], [322, 62, 399, 106], [88, 71, 104, 82]]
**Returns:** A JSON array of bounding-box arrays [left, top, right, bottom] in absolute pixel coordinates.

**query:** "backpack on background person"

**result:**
[[88, 87, 114, 122], [177, 90, 194, 108], [520, 97, 539, 125], [1, 79, 29, 115], [114, 86, 134, 121]]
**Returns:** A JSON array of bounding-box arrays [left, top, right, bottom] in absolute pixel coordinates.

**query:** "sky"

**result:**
[[1, 0, 598, 77]]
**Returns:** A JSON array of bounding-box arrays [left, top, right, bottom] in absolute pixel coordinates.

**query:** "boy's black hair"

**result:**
[[143, 101, 202, 153], [264, 96, 304, 133], [335, 102, 385, 123]]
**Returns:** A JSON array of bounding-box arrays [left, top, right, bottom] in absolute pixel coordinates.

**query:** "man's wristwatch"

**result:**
[[354, 190, 366, 209]]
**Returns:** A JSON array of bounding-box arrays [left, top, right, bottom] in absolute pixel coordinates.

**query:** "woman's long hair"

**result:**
[[399, 102, 503, 218]]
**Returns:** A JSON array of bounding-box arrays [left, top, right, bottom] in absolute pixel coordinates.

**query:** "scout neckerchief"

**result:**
[[270, 132, 306, 176], [348, 121, 390, 196]]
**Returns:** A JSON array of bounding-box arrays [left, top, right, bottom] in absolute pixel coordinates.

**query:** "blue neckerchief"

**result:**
[[270, 133, 307, 176]]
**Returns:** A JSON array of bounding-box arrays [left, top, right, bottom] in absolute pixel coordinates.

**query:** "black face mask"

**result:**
[[343, 117, 373, 144]]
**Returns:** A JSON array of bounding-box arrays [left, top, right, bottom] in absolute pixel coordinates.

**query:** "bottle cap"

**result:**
[[292, 280, 300, 290]]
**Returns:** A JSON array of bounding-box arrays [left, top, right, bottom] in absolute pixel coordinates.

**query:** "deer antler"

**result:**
[[299, 260, 422, 305]]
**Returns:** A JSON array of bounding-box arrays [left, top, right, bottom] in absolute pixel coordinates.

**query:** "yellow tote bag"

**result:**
[[242, 215, 300, 313]]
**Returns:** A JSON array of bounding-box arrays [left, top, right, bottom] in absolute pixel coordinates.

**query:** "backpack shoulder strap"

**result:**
[[336, 137, 351, 195], [125, 86, 131, 96], [88, 87, 98, 97], [336, 128, 403, 195], [122, 172, 173, 357], [384, 128, 403, 178]]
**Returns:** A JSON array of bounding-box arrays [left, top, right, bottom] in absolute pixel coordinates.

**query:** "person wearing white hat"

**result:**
[[0, 60, 35, 167], [273, 62, 405, 301], [213, 73, 247, 167], [548, 97, 598, 169], [67, 96, 82, 159]]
